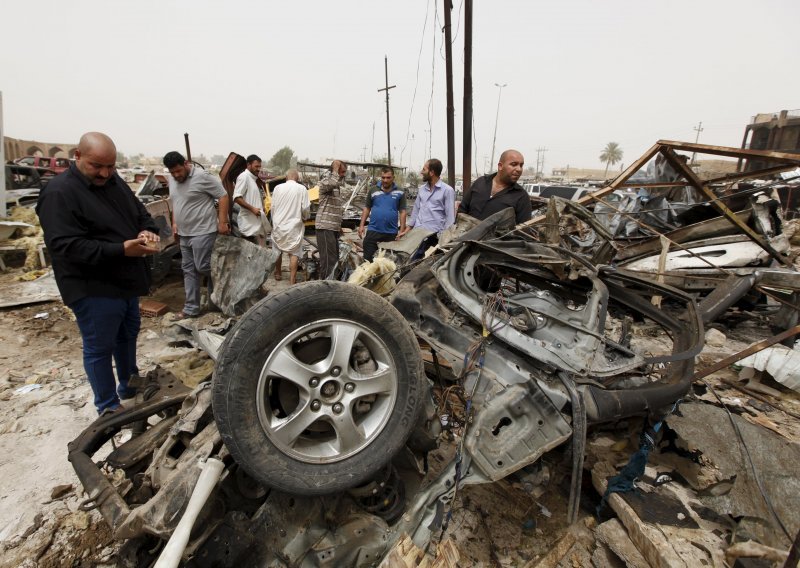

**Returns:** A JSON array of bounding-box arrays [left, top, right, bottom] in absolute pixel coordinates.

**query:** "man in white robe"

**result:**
[[271, 169, 310, 284]]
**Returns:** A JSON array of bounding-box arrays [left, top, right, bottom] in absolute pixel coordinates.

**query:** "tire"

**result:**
[[213, 280, 425, 495]]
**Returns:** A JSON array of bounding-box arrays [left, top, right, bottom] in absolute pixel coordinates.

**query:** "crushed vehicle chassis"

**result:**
[[69, 208, 717, 566]]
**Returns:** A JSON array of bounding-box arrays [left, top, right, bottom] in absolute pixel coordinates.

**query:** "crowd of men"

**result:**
[[36, 130, 531, 415]]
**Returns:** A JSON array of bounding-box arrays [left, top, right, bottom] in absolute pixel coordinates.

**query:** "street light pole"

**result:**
[[691, 121, 703, 166], [489, 82, 507, 172]]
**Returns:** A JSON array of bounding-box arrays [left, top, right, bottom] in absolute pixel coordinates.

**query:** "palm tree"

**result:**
[[600, 142, 623, 178]]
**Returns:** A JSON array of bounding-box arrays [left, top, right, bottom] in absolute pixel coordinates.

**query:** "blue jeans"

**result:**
[[180, 232, 217, 315], [70, 296, 141, 413]]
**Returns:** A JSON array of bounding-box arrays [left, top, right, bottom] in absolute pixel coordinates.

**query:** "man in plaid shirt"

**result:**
[[314, 159, 347, 279]]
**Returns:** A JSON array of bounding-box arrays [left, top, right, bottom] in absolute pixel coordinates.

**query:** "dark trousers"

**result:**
[[179, 232, 216, 316], [70, 296, 140, 413], [316, 229, 340, 279], [411, 233, 439, 261], [363, 230, 396, 262]]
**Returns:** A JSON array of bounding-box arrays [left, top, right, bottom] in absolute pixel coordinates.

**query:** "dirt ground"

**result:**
[[0, 253, 798, 566]]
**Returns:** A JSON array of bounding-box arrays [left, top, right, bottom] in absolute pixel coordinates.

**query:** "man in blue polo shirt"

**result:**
[[358, 167, 407, 262]]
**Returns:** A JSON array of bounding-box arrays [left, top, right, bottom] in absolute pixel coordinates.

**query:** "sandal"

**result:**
[[175, 311, 199, 319]]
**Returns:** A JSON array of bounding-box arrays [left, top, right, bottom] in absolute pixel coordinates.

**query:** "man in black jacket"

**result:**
[[458, 149, 532, 224], [37, 132, 160, 414]]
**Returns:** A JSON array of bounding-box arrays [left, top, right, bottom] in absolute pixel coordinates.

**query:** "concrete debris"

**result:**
[[724, 540, 790, 566], [378, 534, 459, 568], [704, 328, 727, 348], [594, 519, 650, 568], [662, 402, 800, 549], [49, 484, 73, 500]]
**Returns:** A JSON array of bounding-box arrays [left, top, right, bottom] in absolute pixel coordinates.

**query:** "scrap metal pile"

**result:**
[[67, 141, 800, 567]]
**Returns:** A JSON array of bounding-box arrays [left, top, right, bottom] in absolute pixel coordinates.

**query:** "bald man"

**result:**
[[458, 149, 532, 224], [271, 169, 310, 284], [37, 132, 161, 415]]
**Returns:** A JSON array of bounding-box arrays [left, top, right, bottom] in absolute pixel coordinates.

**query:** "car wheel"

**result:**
[[213, 281, 425, 495]]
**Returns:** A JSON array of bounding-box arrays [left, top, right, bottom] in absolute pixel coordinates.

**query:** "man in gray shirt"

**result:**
[[163, 151, 230, 317]]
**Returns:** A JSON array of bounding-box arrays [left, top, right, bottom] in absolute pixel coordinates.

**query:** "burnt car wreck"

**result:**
[[66, 141, 799, 566]]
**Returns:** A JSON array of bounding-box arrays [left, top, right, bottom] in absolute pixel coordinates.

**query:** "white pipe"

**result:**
[[154, 458, 225, 568]]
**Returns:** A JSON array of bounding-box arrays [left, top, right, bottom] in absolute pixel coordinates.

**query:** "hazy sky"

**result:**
[[2, 0, 798, 175]]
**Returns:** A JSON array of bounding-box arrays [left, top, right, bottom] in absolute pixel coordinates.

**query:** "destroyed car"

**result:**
[[4, 163, 54, 207], [68, 204, 717, 566]]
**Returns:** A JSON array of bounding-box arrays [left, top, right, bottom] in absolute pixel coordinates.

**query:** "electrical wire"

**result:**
[[397, 0, 431, 166], [451, 0, 464, 43], [427, 0, 437, 159]]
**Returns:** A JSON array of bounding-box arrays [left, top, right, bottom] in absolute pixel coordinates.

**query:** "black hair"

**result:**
[[163, 151, 186, 169], [246, 154, 261, 164], [427, 159, 443, 177]]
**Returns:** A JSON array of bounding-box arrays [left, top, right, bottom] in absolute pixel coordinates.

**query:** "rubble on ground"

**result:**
[[1, 140, 799, 567]]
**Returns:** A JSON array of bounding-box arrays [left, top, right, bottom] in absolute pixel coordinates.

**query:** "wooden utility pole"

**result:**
[[462, 0, 473, 193], [184, 133, 192, 162], [377, 56, 396, 166], [443, 0, 456, 188]]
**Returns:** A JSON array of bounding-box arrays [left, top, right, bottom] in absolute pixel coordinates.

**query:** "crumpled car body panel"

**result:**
[[69, 208, 705, 566]]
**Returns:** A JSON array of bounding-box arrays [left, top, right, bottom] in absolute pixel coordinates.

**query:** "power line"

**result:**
[[489, 82, 507, 172], [398, 0, 431, 166], [427, 0, 438, 160]]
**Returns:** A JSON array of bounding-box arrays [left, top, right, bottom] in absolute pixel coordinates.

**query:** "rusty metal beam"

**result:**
[[524, 142, 662, 227], [657, 140, 800, 164], [660, 146, 792, 267], [693, 324, 800, 381]]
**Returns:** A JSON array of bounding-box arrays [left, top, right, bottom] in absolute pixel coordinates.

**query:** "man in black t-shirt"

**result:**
[[458, 149, 532, 224]]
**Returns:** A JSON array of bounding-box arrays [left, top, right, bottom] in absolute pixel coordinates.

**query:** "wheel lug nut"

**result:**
[[332, 403, 344, 414], [345, 383, 355, 392], [309, 377, 319, 387], [331, 367, 341, 377], [310, 400, 321, 411]]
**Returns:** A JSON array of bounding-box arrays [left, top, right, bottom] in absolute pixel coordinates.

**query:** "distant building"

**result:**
[[3, 136, 77, 162], [740, 109, 800, 171]]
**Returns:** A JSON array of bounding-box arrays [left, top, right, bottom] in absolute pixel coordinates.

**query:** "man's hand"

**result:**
[[396, 226, 410, 239], [138, 230, 161, 245], [172, 223, 179, 237], [358, 225, 365, 239], [124, 237, 159, 257], [218, 220, 232, 235], [251, 207, 263, 216]]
